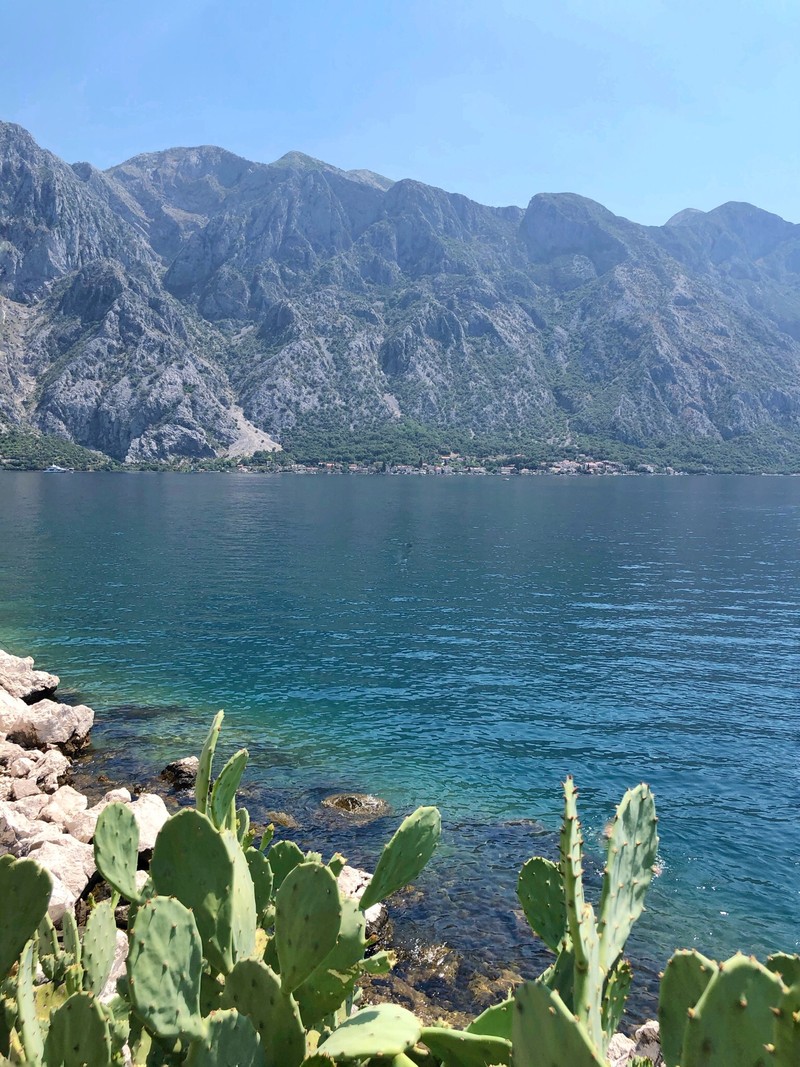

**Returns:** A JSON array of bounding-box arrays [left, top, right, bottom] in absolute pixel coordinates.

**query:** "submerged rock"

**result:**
[[322, 792, 391, 821]]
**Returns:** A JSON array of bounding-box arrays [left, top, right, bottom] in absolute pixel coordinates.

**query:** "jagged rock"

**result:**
[[66, 788, 132, 843], [0, 650, 59, 703], [0, 737, 28, 767], [7, 698, 93, 753], [0, 688, 31, 736], [0, 800, 51, 852], [127, 793, 169, 850], [160, 755, 199, 789]]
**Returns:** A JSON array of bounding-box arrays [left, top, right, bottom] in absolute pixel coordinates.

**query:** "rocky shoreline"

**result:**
[[0, 648, 662, 1064]]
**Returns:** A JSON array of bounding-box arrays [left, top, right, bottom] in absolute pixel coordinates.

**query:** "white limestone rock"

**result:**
[[337, 864, 387, 933], [0, 649, 59, 703], [128, 793, 169, 850], [40, 786, 88, 827], [26, 836, 96, 921], [7, 699, 93, 753], [66, 788, 132, 843]]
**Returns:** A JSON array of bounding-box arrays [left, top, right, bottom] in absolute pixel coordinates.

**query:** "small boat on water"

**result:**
[[44, 465, 73, 473]]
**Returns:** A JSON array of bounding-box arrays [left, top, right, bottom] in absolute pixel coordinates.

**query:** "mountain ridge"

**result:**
[[1, 121, 799, 466]]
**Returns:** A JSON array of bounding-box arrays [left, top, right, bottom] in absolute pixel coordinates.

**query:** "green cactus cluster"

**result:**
[[0, 711, 797, 1067]]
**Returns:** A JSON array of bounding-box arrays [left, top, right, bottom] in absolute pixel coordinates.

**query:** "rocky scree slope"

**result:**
[[1, 120, 800, 461]]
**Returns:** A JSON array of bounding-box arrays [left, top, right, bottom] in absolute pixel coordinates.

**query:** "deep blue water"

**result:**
[[0, 472, 797, 1003]]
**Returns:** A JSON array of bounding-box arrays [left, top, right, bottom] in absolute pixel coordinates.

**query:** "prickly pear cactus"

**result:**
[[16, 940, 45, 1064], [209, 749, 248, 831], [267, 840, 305, 890], [185, 1008, 262, 1067], [127, 895, 205, 1042], [293, 896, 367, 1027], [597, 782, 659, 972], [516, 856, 566, 953], [42, 991, 113, 1067], [245, 846, 273, 924], [195, 710, 224, 815], [513, 980, 605, 1067], [316, 1004, 422, 1061], [0, 854, 52, 978], [93, 802, 143, 903], [359, 806, 441, 911], [421, 1024, 512, 1065], [680, 953, 782, 1067], [275, 862, 342, 993], [150, 808, 256, 974], [659, 948, 718, 1066], [81, 901, 117, 997], [222, 959, 306, 1067]]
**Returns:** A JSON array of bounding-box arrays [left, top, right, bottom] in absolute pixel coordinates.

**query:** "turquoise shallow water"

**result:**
[[0, 472, 798, 1000]]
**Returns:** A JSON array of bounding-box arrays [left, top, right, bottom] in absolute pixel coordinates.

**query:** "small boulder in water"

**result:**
[[160, 756, 199, 789], [321, 792, 390, 820]]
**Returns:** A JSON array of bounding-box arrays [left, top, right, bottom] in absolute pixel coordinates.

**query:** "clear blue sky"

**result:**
[[4, 0, 799, 224]]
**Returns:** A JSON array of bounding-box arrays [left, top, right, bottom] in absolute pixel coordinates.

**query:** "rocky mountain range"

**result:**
[[1, 120, 799, 463]]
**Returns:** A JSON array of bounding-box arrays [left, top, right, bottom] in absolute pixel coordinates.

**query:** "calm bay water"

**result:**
[[0, 472, 797, 1000]]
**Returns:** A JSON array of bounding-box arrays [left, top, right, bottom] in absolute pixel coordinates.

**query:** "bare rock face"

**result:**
[[0, 650, 59, 703]]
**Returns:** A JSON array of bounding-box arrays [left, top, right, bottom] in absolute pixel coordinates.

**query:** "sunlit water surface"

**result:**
[[0, 473, 797, 1013]]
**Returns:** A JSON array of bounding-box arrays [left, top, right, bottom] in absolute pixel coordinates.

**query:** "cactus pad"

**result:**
[[16, 940, 44, 1064], [275, 862, 342, 993], [317, 1004, 422, 1060], [659, 948, 719, 1067], [516, 856, 566, 952], [597, 783, 659, 972], [93, 802, 143, 903], [467, 996, 513, 1040], [150, 808, 256, 974], [513, 980, 605, 1067], [81, 900, 117, 996], [681, 953, 782, 1067], [245, 846, 274, 923], [127, 895, 205, 1042], [185, 1008, 262, 1067], [293, 896, 367, 1027], [0, 854, 52, 978], [268, 840, 305, 890], [42, 991, 112, 1067], [421, 1024, 512, 1065], [359, 806, 441, 911], [196, 710, 224, 814], [223, 958, 306, 1067], [210, 748, 248, 831]]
